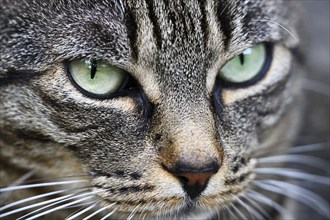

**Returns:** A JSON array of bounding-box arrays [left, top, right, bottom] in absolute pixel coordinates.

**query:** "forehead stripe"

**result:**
[[145, 0, 163, 50], [124, 4, 139, 61], [215, 0, 233, 50]]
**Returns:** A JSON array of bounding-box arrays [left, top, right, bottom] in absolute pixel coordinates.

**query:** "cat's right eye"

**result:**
[[67, 59, 129, 98]]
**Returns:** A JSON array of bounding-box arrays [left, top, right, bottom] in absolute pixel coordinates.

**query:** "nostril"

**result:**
[[175, 172, 215, 200], [163, 161, 220, 200], [177, 175, 189, 185]]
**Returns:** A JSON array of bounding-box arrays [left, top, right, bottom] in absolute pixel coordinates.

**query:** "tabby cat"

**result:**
[[0, 0, 329, 219]]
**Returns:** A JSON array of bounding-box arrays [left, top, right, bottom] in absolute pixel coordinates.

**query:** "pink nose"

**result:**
[[177, 172, 215, 186], [164, 161, 220, 199]]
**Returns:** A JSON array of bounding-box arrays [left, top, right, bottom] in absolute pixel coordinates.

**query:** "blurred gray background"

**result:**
[[300, 0, 329, 144], [293, 1, 329, 219]]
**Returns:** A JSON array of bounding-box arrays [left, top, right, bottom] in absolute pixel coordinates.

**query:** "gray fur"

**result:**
[[1, 0, 325, 220]]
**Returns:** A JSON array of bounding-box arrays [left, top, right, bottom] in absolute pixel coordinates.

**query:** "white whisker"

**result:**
[[205, 204, 215, 220], [252, 142, 328, 158], [26, 196, 95, 220], [100, 210, 116, 220], [219, 2, 229, 17], [288, 143, 328, 153], [234, 195, 262, 220], [8, 173, 90, 185], [228, 199, 246, 220], [258, 19, 297, 40], [256, 155, 329, 170], [0, 187, 86, 211], [64, 200, 96, 209], [217, 198, 233, 220], [222, 199, 237, 220], [255, 168, 330, 184], [154, 202, 162, 220], [253, 180, 330, 218], [139, 202, 151, 220], [0, 180, 88, 192], [227, 207, 236, 220], [246, 189, 287, 217], [82, 202, 116, 220], [1, 193, 76, 218], [241, 193, 271, 220], [0, 171, 35, 201], [226, 203, 237, 220], [24, 173, 90, 184], [15, 190, 99, 220], [212, 200, 221, 220], [127, 203, 141, 220], [303, 79, 330, 97], [17, 191, 99, 220], [65, 202, 98, 220]]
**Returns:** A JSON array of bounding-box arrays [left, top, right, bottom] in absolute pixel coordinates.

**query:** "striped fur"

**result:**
[[2, 1, 327, 220]]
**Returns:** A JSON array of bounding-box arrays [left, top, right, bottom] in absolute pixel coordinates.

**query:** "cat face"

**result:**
[[0, 0, 306, 219]]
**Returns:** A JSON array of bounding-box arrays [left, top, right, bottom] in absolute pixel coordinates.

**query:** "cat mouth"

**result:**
[[91, 168, 254, 218], [99, 199, 214, 219], [90, 159, 255, 219], [95, 186, 246, 219]]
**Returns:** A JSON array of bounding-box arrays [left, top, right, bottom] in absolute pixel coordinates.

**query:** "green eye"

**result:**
[[218, 44, 270, 84], [68, 59, 128, 97]]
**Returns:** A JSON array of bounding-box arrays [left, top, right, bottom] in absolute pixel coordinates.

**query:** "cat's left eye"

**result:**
[[67, 59, 129, 98], [218, 43, 272, 86]]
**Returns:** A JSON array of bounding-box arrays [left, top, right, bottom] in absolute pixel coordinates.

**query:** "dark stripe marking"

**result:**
[[224, 172, 251, 185], [178, 0, 190, 40], [0, 69, 40, 86], [167, 10, 177, 44], [215, 0, 233, 50], [197, 0, 209, 49], [145, 0, 162, 49], [124, 6, 139, 60]]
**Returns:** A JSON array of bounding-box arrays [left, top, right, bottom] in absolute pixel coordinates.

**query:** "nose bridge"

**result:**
[[173, 120, 221, 169], [160, 85, 212, 125], [156, 99, 222, 199], [156, 97, 222, 170], [152, 47, 222, 173]]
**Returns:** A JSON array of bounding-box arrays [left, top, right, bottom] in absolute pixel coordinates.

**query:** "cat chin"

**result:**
[[107, 200, 216, 220], [109, 208, 215, 220], [170, 206, 216, 220]]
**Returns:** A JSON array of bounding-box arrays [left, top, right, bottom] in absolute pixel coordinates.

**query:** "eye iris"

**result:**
[[68, 59, 127, 96], [219, 44, 267, 84]]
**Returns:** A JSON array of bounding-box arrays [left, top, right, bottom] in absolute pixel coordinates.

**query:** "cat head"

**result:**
[[0, 0, 304, 218]]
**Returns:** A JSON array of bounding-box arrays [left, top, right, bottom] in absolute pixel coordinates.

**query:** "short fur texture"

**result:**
[[0, 0, 328, 219]]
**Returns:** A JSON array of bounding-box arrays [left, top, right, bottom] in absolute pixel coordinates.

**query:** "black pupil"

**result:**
[[239, 53, 245, 65], [90, 60, 97, 79]]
